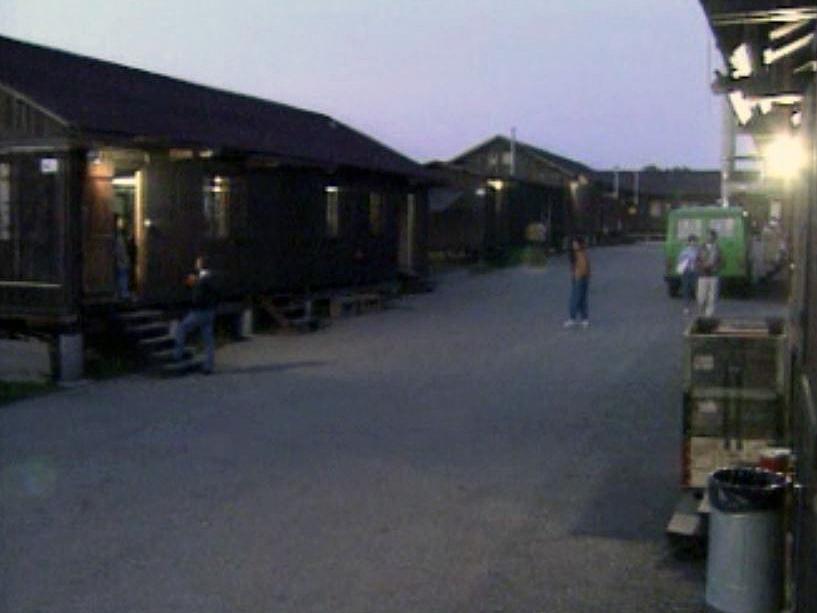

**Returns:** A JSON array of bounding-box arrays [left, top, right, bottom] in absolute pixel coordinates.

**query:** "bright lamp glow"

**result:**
[[112, 176, 136, 187], [764, 134, 807, 179]]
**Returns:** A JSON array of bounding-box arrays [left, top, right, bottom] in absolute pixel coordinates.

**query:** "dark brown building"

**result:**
[[0, 35, 430, 337]]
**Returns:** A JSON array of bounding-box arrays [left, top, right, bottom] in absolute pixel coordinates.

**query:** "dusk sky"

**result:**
[[2, 0, 722, 170]]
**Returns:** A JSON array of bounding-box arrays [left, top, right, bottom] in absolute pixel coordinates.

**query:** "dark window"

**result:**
[[369, 192, 383, 235]]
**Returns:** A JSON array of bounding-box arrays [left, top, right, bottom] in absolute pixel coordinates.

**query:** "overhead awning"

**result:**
[[700, 0, 816, 136]]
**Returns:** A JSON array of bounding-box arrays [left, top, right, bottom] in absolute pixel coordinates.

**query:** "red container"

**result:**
[[759, 447, 791, 474]]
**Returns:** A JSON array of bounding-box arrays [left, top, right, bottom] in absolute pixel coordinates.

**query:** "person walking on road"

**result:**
[[696, 230, 722, 317], [564, 236, 591, 328], [174, 255, 219, 374], [677, 234, 699, 314]]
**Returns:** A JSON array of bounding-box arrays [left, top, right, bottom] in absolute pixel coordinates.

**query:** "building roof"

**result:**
[[595, 169, 722, 199], [450, 135, 595, 179], [0, 35, 427, 178]]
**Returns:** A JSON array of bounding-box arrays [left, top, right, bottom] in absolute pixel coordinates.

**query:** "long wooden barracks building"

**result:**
[[427, 135, 599, 258], [0, 35, 430, 342]]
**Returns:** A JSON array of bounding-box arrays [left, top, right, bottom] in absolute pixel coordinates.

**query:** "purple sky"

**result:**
[[2, 0, 722, 170]]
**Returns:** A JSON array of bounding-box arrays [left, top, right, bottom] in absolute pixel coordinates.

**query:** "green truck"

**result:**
[[664, 206, 752, 297]]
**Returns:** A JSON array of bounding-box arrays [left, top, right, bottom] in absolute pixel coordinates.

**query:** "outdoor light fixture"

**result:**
[[486, 179, 504, 191], [324, 185, 339, 193], [763, 32, 814, 65], [210, 176, 226, 193], [112, 176, 137, 187], [729, 43, 753, 78], [763, 133, 807, 180], [475, 187, 487, 197]]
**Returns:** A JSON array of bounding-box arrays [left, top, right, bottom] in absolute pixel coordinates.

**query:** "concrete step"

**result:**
[[125, 321, 168, 337], [116, 309, 163, 322], [137, 334, 175, 350]]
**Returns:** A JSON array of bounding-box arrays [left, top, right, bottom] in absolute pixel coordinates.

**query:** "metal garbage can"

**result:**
[[706, 467, 788, 613]]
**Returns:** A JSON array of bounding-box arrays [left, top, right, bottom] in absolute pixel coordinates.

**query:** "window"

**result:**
[[325, 188, 339, 237], [369, 192, 383, 235], [676, 218, 703, 240], [0, 163, 9, 241], [203, 176, 230, 239], [708, 217, 736, 239]]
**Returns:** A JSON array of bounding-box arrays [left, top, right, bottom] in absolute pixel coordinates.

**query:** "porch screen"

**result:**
[[0, 156, 62, 283]]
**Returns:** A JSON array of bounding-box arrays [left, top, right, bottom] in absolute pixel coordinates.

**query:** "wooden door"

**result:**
[[82, 161, 115, 299]]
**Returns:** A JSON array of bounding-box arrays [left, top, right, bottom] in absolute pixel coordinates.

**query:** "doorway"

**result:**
[[85, 148, 147, 302], [112, 174, 139, 299]]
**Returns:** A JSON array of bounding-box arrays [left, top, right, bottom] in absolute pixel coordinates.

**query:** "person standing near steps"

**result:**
[[564, 236, 591, 328], [174, 255, 219, 374]]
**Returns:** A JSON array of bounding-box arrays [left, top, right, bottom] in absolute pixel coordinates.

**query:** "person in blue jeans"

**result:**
[[677, 234, 699, 314], [174, 255, 218, 373], [564, 236, 591, 328]]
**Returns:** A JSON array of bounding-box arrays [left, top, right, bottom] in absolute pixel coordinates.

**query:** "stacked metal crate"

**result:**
[[682, 318, 789, 489]]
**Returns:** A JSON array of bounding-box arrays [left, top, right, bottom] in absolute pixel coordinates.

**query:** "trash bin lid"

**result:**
[[708, 467, 788, 513]]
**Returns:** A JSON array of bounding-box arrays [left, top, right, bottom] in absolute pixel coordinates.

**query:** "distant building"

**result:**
[[595, 169, 721, 237], [429, 135, 598, 256]]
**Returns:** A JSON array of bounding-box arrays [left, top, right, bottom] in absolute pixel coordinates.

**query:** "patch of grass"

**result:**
[[0, 380, 55, 406], [84, 350, 138, 380]]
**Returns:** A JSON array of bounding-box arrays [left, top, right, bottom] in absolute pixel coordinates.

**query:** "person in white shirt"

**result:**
[[696, 230, 722, 317]]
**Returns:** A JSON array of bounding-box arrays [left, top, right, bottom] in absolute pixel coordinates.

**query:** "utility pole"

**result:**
[[721, 97, 736, 208]]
